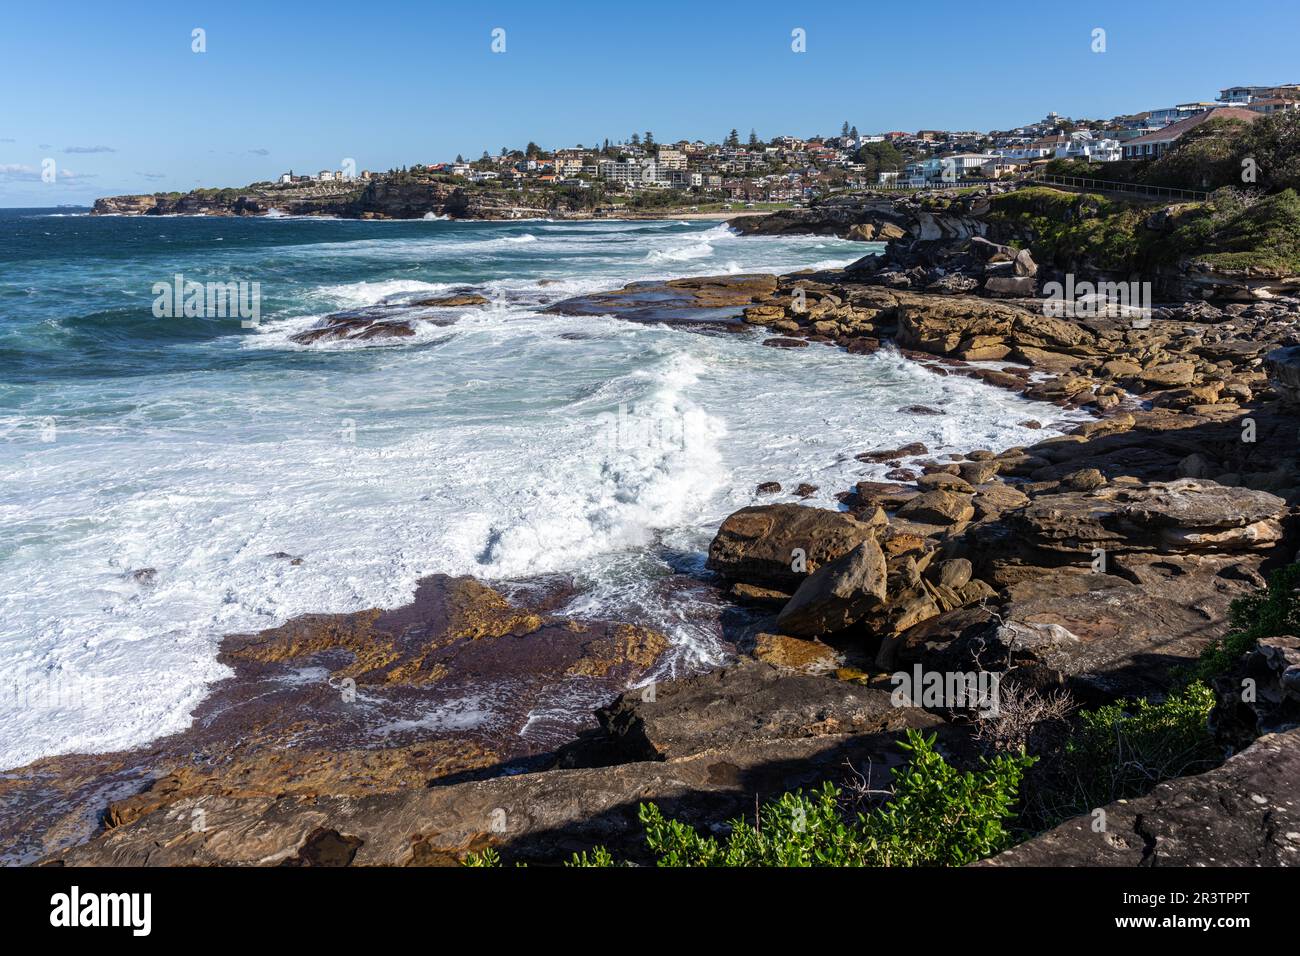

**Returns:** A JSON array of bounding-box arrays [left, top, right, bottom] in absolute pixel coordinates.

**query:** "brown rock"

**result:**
[[896, 490, 975, 526], [753, 633, 841, 674], [706, 504, 884, 589], [776, 538, 889, 636]]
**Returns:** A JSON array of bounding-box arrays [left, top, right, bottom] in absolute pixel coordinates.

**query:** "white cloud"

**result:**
[[0, 163, 95, 183]]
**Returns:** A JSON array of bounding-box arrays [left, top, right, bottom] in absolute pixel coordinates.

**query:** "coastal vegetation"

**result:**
[[1045, 111, 1300, 194], [1195, 561, 1300, 681], [467, 730, 1036, 867], [977, 184, 1300, 276]]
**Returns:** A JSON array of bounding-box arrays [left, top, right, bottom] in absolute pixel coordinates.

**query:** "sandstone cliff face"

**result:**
[[92, 180, 551, 220]]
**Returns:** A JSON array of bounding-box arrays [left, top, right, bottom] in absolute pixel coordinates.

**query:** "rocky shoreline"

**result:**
[[89, 179, 762, 222], [10, 184, 1300, 867]]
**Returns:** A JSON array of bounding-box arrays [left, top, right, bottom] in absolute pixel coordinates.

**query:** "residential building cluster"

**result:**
[[267, 81, 1296, 201]]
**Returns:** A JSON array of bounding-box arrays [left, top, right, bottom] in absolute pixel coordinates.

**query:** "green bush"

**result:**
[[1025, 563, 1299, 824], [465, 729, 1034, 867], [1181, 189, 1300, 274], [1039, 682, 1217, 823], [1195, 562, 1300, 680], [1142, 117, 1254, 191]]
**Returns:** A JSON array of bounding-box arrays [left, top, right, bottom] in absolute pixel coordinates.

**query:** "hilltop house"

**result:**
[[1218, 83, 1300, 104], [1120, 107, 1259, 160], [1146, 102, 1216, 127]]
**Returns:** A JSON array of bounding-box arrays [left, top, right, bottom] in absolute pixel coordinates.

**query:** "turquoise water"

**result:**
[[0, 209, 1078, 766]]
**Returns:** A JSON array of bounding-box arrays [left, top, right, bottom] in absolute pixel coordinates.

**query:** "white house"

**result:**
[[1054, 130, 1122, 163]]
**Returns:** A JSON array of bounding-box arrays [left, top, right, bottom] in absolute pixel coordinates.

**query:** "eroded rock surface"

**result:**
[[981, 728, 1300, 866]]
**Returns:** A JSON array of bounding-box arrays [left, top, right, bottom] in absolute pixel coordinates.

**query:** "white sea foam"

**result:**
[[0, 218, 1085, 768]]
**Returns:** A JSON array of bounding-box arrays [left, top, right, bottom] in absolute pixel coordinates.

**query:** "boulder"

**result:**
[[1266, 345, 1300, 404], [1009, 479, 1286, 556], [896, 490, 975, 526], [776, 538, 889, 636], [984, 276, 1038, 297], [752, 633, 841, 674], [594, 658, 940, 762], [931, 561, 1265, 702], [706, 504, 884, 589], [1211, 635, 1300, 748]]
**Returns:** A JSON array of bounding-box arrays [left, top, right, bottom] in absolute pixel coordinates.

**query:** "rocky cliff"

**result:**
[[92, 178, 551, 220], [735, 185, 1300, 302]]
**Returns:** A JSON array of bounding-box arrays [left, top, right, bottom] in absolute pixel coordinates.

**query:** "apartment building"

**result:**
[[656, 147, 687, 171]]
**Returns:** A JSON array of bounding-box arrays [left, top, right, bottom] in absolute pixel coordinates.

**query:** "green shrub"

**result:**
[[1182, 189, 1300, 274], [1040, 682, 1217, 823], [984, 187, 1152, 272], [463, 847, 502, 867], [1195, 562, 1300, 680], [466, 729, 1034, 867]]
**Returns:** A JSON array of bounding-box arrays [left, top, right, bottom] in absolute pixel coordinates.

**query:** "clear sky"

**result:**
[[3, 0, 1299, 206]]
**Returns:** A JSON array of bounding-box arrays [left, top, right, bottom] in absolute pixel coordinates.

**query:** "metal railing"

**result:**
[[854, 178, 1000, 192], [1025, 170, 1210, 201]]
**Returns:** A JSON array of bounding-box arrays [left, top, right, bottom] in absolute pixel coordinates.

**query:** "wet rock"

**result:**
[[856, 441, 928, 463], [1, 574, 670, 862], [410, 293, 489, 308], [545, 274, 778, 327]]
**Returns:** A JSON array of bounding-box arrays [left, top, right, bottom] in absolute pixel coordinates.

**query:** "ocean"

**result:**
[[0, 209, 1079, 769]]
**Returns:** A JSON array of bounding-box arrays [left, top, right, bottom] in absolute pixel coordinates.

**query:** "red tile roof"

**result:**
[[1124, 107, 1259, 147]]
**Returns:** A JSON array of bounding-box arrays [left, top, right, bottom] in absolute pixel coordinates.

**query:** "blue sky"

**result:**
[[3, 0, 1299, 206]]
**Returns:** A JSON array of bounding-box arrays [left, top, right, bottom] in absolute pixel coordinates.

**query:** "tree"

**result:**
[[1143, 117, 1252, 190], [630, 132, 641, 146], [644, 130, 655, 149], [726, 128, 740, 148], [850, 125, 859, 140], [856, 141, 905, 178], [455, 154, 464, 164], [526, 141, 542, 158], [842, 120, 850, 139], [1240, 111, 1300, 192], [748, 128, 759, 146]]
